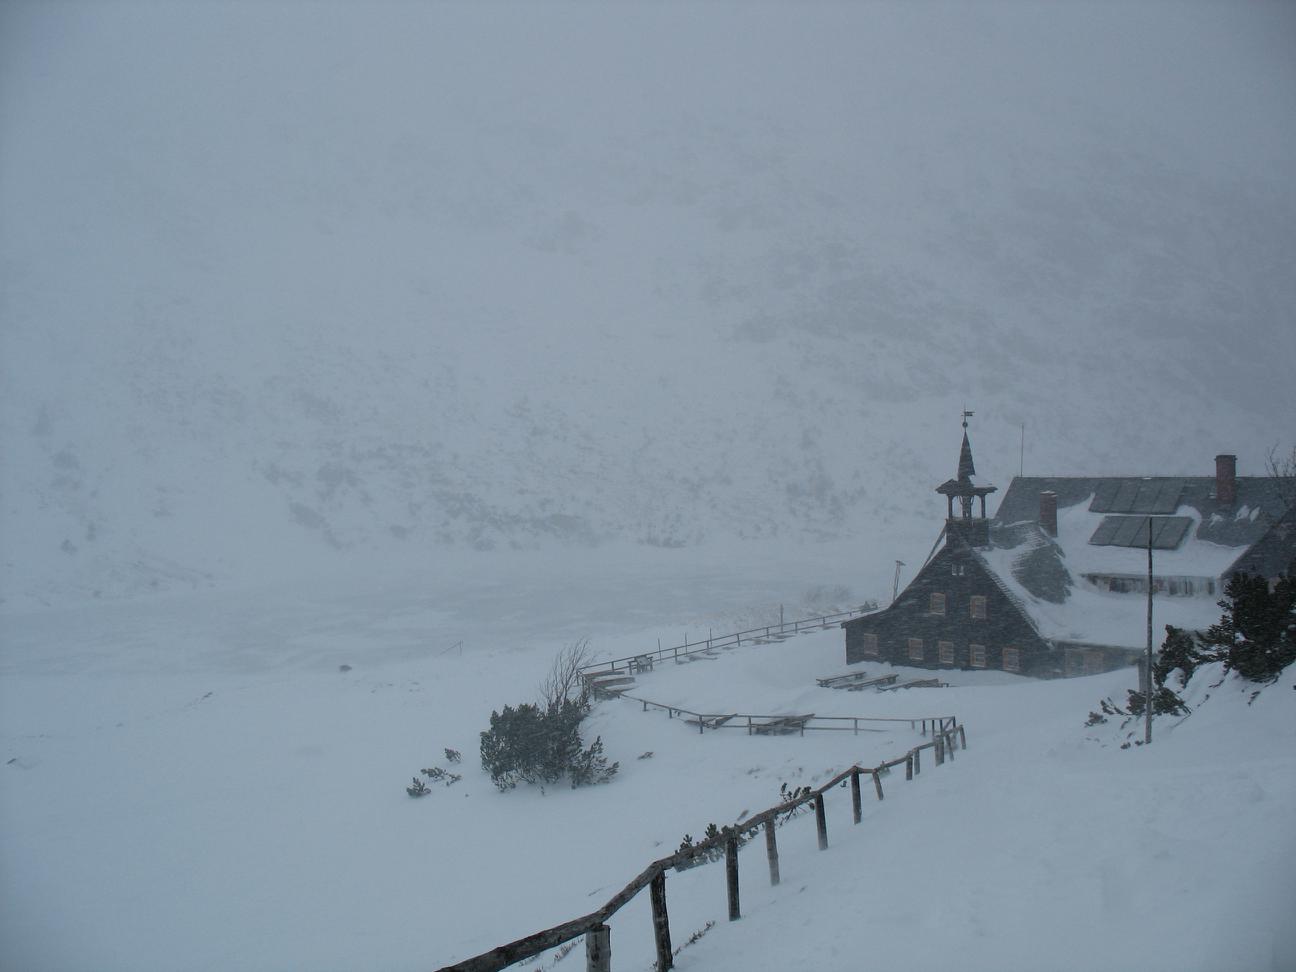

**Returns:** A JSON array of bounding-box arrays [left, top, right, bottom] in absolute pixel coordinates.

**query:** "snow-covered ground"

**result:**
[[3, 550, 1292, 972]]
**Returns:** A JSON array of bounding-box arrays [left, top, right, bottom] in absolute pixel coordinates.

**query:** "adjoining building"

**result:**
[[843, 423, 1295, 678]]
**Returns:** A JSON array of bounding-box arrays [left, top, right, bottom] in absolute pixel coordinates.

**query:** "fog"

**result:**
[[2, 1, 1294, 605]]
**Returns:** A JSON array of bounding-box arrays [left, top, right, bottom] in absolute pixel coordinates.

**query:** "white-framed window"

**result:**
[[860, 632, 879, 657], [938, 640, 955, 665], [907, 637, 924, 661], [970, 595, 987, 620], [929, 592, 946, 615], [951, 563, 966, 577], [1002, 646, 1021, 673], [969, 643, 987, 668]]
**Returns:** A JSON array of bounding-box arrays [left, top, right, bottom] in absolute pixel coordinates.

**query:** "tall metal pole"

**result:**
[[1145, 519, 1154, 745]]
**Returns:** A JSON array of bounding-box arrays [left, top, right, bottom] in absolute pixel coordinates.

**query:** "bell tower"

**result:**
[[935, 410, 997, 547]]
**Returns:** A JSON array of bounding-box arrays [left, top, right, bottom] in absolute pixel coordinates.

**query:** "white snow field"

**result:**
[[3, 549, 1293, 972]]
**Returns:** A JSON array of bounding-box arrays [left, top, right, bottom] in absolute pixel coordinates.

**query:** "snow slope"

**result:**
[[2, 556, 1292, 972], [3, 1, 1295, 607]]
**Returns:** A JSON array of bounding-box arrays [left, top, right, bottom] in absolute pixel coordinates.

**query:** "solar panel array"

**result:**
[[1089, 515, 1193, 550], [1089, 479, 1184, 515]]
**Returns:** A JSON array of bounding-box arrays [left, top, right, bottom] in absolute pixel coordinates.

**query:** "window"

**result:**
[[938, 641, 955, 665], [860, 632, 879, 657], [970, 595, 987, 619], [907, 637, 924, 661], [929, 592, 946, 616], [1002, 646, 1021, 673], [969, 643, 987, 668], [950, 563, 966, 577]]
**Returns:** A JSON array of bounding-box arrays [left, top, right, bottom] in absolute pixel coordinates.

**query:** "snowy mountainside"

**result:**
[[2, 1, 1294, 606]]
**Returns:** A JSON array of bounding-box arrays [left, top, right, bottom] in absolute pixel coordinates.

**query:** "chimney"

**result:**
[[1039, 491, 1058, 537], [1215, 454, 1237, 506]]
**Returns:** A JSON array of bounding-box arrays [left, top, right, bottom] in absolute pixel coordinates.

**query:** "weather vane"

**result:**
[[962, 408, 974, 430]]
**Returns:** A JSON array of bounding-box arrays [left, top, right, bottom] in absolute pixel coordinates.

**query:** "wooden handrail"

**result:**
[[577, 609, 872, 676], [621, 691, 957, 735], [436, 722, 967, 972]]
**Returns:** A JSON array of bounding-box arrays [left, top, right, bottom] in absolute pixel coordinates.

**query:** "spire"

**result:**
[[958, 431, 976, 483]]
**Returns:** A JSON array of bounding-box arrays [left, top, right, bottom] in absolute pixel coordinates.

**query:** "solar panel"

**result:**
[[1089, 517, 1121, 545], [1112, 481, 1141, 513], [1130, 482, 1162, 514], [1151, 516, 1192, 549], [1089, 482, 1119, 513], [1088, 515, 1193, 550], [1111, 515, 1148, 546], [1090, 479, 1184, 514]]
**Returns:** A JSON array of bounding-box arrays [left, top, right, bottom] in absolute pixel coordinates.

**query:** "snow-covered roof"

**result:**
[[971, 475, 1293, 650]]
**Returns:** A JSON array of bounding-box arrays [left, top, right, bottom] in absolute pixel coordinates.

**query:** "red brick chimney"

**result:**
[[1215, 454, 1237, 506], [1040, 491, 1058, 537]]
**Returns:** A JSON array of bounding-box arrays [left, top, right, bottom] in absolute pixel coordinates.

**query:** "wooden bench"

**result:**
[[877, 677, 948, 692], [677, 650, 719, 664], [588, 676, 636, 698], [844, 673, 900, 691], [684, 713, 738, 730], [816, 670, 872, 689], [750, 714, 815, 735]]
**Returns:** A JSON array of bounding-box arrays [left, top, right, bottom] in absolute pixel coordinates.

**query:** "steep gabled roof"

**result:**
[[994, 476, 1287, 548], [970, 474, 1293, 650]]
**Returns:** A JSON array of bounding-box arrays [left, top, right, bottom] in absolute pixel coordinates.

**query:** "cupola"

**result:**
[[935, 411, 997, 547]]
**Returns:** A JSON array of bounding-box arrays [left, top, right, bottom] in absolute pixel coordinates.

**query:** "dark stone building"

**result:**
[[844, 426, 1295, 678]]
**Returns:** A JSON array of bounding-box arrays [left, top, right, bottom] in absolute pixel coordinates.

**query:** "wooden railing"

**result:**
[[577, 609, 871, 677], [619, 691, 958, 739], [436, 723, 968, 972]]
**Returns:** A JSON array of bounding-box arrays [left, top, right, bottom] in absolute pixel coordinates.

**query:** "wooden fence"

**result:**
[[618, 691, 957, 739], [436, 722, 968, 972], [577, 608, 870, 677]]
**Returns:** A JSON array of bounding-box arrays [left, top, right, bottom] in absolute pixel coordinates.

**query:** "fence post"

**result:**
[[913, 746, 921, 776], [905, 754, 913, 781], [872, 770, 884, 801], [944, 731, 956, 761], [935, 733, 944, 765], [650, 870, 672, 972], [959, 725, 967, 750], [814, 793, 828, 850], [725, 834, 741, 921], [585, 924, 611, 972], [851, 770, 862, 824], [764, 820, 780, 886]]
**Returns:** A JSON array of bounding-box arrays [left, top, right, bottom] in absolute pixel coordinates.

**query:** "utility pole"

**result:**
[[1145, 518, 1154, 745], [892, 560, 905, 605]]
